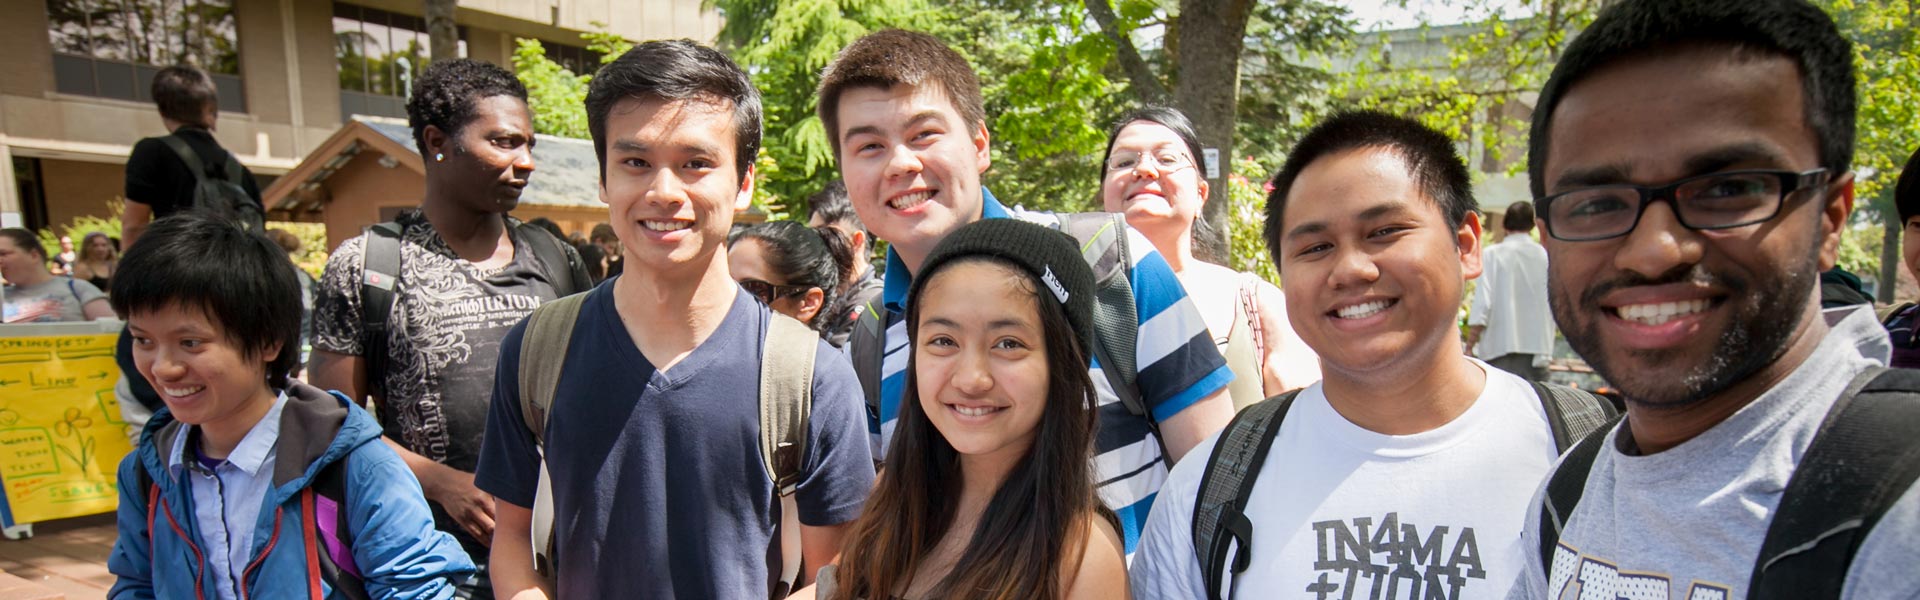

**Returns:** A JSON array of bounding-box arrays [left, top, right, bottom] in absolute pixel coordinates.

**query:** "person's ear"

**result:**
[[798, 288, 826, 324], [422, 125, 452, 163], [1458, 210, 1484, 280], [1817, 171, 1856, 271], [1197, 177, 1211, 203], [972, 121, 991, 173], [850, 229, 868, 255], [735, 162, 758, 212]]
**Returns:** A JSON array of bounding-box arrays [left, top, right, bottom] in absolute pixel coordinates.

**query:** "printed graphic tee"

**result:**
[[1130, 361, 1557, 600]]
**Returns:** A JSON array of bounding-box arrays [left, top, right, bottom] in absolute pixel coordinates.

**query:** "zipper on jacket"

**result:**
[[236, 506, 287, 600], [158, 491, 211, 600]]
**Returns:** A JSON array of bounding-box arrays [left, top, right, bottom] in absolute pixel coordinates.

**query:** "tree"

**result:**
[[425, 0, 458, 63], [1821, 0, 1920, 301]]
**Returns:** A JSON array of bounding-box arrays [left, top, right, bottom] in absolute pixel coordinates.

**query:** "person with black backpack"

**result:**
[[1127, 111, 1617, 600], [1508, 1, 1920, 598], [307, 59, 588, 599], [106, 214, 473, 600], [123, 65, 265, 250]]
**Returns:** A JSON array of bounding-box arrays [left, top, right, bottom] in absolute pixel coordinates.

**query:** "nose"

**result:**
[[1327, 246, 1381, 290], [646, 169, 688, 207], [884, 145, 923, 179], [949, 348, 995, 397], [1612, 202, 1704, 278], [512, 146, 535, 174], [143, 346, 187, 383], [1130, 158, 1162, 179]]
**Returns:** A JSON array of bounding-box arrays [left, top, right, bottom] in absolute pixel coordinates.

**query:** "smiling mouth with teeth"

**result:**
[[642, 220, 691, 232], [1612, 299, 1712, 325], [888, 191, 934, 210], [163, 385, 205, 397], [951, 405, 1002, 417], [1333, 300, 1394, 320]]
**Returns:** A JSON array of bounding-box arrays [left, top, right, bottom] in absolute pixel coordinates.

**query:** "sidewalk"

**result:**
[[0, 514, 117, 600]]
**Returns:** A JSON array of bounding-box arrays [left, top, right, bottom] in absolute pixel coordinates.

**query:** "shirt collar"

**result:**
[[882, 188, 1008, 314], [168, 390, 289, 478]]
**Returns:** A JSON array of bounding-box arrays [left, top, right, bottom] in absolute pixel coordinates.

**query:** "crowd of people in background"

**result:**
[[0, 0, 1913, 598]]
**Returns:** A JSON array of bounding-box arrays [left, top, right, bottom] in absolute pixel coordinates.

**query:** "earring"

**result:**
[[434, 152, 445, 162]]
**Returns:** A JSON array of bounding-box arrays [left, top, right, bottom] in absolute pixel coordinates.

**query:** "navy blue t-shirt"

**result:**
[[475, 282, 875, 597]]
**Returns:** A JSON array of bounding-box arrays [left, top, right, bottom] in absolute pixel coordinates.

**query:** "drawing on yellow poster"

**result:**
[[0, 329, 135, 524]]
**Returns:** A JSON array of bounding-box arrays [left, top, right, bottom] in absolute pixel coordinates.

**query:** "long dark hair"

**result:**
[[832, 256, 1101, 600]]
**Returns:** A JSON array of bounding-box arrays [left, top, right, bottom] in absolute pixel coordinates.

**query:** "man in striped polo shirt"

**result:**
[[817, 29, 1237, 553]]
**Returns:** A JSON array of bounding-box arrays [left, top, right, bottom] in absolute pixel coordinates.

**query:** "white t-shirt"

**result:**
[[1131, 360, 1558, 600]]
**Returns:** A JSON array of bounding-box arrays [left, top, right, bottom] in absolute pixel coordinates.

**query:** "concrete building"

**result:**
[[1, 0, 719, 244]]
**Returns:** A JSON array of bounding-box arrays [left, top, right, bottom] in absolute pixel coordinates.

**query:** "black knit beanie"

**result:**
[[912, 219, 1097, 354]]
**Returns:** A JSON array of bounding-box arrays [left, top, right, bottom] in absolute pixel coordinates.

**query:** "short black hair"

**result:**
[[586, 40, 762, 184], [406, 58, 530, 157], [1527, 0, 1856, 199], [151, 65, 218, 129], [1898, 147, 1920, 224], [805, 180, 863, 235], [0, 228, 46, 261], [1503, 201, 1536, 232], [111, 215, 303, 389], [1264, 111, 1476, 252]]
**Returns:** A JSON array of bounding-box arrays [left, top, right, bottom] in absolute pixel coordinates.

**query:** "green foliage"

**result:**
[[267, 222, 331, 280], [34, 200, 124, 266], [1224, 156, 1279, 285], [512, 38, 592, 139]]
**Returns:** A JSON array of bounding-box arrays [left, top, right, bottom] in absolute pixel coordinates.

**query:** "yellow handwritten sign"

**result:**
[[0, 327, 134, 524]]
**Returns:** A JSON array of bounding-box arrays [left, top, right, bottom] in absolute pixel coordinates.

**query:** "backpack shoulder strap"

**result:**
[[1054, 213, 1140, 408], [1531, 381, 1621, 454], [761, 312, 816, 598], [307, 457, 369, 600], [1878, 302, 1914, 327], [849, 301, 886, 442], [1749, 366, 1920, 599], [158, 135, 209, 182], [359, 223, 404, 399], [1193, 389, 1300, 600], [1536, 408, 1620, 571], [514, 222, 590, 296], [516, 292, 588, 579]]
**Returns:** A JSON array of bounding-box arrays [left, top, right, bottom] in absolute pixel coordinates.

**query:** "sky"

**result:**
[[1341, 0, 1536, 31]]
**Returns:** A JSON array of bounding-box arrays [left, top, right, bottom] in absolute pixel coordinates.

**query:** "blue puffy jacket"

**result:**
[[107, 382, 476, 599]]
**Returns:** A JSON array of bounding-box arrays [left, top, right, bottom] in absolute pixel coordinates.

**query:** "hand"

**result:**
[[424, 464, 496, 547]]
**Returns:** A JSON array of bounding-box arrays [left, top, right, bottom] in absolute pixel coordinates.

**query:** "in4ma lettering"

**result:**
[[1309, 513, 1485, 600]]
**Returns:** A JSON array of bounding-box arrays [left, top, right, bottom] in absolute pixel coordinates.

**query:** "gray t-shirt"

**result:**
[[1509, 306, 1920, 600], [3, 276, 104, 323]]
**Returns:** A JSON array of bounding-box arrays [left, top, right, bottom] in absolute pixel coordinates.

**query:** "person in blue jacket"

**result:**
[[106, 214, 475, 599]]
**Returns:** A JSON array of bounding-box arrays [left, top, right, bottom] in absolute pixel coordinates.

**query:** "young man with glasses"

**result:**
[[1509, 1, 1920, 598]]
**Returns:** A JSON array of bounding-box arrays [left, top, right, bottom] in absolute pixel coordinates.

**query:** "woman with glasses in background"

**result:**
[[1099, 107, 1319, 409], [729, 220, 857, 333]]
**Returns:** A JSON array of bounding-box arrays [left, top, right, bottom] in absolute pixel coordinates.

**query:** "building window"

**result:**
[[45, 0, 246, 112], [543, 41, 602, 76], [333, 3, 465, 121]]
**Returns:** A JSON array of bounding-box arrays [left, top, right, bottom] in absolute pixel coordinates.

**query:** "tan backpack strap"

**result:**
[[761, 313, 816, 598], [515, 293, 587, 580]]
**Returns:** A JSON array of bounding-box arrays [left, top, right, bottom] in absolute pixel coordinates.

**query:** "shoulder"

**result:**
[[1063, 511, 1129, 598], [68, 277, 105, 297]]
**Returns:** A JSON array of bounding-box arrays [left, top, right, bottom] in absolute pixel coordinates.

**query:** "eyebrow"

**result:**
[[921, 316, 1034, 331], [1552, 142, 1791, 191], [841, 111, 949, 143], [1284, 202, 1410, 240], [609, 139, 724, 157]]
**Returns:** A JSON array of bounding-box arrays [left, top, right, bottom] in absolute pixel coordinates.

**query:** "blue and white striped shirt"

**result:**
[[872, 189, 1233, 553]]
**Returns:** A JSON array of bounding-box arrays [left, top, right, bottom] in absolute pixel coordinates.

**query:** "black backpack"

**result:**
[[357, 219, 590, 398], [158, 135, 265, 233], [1191, 381, 1619, 599], [1538, 366, 1920, 599]]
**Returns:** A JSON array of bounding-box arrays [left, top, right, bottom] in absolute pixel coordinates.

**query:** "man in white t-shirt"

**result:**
[[1130, 111, 1574, 600], [1466, 201, 1554, 381]]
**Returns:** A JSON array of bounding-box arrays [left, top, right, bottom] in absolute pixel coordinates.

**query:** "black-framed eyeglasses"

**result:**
[[739, 278, 811, 304], [1538, 169, 1831, 242]]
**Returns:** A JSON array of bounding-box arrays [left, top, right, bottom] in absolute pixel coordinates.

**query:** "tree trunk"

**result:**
[[425, 0, 459, 64], [1173, 0, 1254, 264], [1085, 0, 1170, 104]]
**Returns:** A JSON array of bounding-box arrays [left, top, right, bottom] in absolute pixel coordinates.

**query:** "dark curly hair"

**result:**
[[405, 58, 530, 156]]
